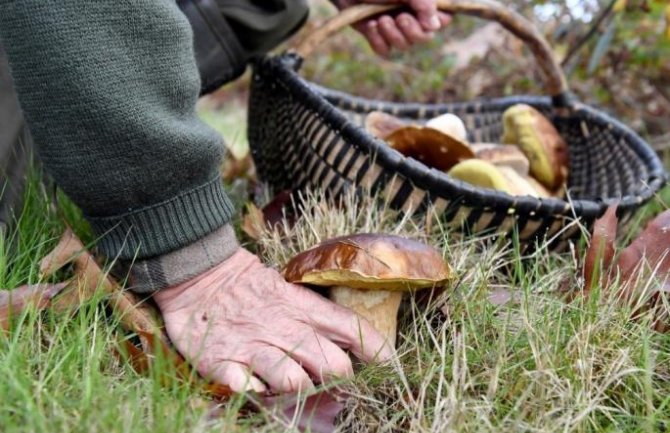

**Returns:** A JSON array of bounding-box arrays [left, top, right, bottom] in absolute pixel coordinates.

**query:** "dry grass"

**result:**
[[247, 188, 670, 432]]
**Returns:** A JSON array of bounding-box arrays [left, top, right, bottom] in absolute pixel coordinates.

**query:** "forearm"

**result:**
[[0, 0, 235, 259]]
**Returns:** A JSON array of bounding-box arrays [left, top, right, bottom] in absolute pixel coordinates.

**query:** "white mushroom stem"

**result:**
[[329, 286, 403, 347]]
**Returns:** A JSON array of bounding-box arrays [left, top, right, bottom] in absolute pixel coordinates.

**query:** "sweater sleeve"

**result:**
[[0, 0, 238, 291]]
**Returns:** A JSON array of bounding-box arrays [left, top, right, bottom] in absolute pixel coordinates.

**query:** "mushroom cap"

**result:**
[[385, 126, 474, 172], [470, 143, 530, 176], [447, 159, 513, 194], [365, 111, 408, 139], [283, 234, 450, 291], [425, 113, 468, 143], [501, 104, 569, 190]]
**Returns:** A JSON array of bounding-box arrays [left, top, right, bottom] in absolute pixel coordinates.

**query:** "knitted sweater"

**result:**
[[0, 0, 237, 291]]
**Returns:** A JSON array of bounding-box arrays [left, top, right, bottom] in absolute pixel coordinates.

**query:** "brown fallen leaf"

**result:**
[[617, 209, 670, 292], [0, 282, 68, 331], [581, 208, 670, 332], [222, 154, 255, 183], [241, 203, 266, 241], [242, 190, 295, 241], [583, 204, 618, 292], [257, 390, 347, 433], [261, 190, 294, 228]]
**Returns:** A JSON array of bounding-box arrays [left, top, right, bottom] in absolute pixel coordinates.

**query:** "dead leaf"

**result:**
[[584, 204, 618, 292], [261, 190, 294, 228], [258, 390, 347, 433], [616, 209, 670, 302], [222, 154, 255, 183], [241, 203, 266, 241], [0, 282, 68, 331]]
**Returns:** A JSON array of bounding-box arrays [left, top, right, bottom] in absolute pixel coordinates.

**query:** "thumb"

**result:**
[[407, 0, 440, 31]]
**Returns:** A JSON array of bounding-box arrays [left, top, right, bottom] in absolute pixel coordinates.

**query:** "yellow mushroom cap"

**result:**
[[501, 104, 569, 190], [283, 234, 450, 291], [447, 159, 513, 194]]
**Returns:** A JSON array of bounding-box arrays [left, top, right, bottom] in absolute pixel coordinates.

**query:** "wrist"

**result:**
[[113, 224, 240, 294]]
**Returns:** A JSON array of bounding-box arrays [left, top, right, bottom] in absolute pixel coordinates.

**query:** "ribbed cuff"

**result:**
[[87, 176, 236, 260], [113, 224, 239, 293]]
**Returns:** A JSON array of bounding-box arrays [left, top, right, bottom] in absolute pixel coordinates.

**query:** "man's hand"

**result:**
[[153, 248, 392, 393], [334, 0, 451, 56]]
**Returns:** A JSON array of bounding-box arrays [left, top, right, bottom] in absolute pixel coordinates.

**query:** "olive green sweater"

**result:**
[[0, 0, 237, 291]]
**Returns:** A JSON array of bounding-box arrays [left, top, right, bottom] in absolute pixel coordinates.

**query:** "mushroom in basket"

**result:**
[[283, 234, 450, 347], [365, 111, 474, 172], [501, 104, 569, 192]]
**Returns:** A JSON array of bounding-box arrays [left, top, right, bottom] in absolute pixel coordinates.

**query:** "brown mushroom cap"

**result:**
[[284, 234, 450, 291], [385, 126, 474, 172]]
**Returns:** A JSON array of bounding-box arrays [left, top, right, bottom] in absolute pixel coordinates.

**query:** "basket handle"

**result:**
[[293, 0, 570, 100]]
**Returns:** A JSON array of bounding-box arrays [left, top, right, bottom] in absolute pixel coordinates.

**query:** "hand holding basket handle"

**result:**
[[294, 0, 570, 101]]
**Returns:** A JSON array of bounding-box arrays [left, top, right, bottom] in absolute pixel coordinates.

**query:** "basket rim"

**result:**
[[252, 54, 668, 220]]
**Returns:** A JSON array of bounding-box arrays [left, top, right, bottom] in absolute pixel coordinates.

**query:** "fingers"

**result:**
[[358, 20, 390, 56], [299, 291, 393, 363], [273, 330, 354, 382], [378, 15, 410, 51], [407, 0, 440, 32], [396, 12, 434, 44], [207, 360, 267, 393], [250, 346, 315, 393], [357, 9, 451, 56]]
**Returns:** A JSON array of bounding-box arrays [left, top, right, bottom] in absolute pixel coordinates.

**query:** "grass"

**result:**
[[1, 2, 669, 429], [2, 165, 670, 432]]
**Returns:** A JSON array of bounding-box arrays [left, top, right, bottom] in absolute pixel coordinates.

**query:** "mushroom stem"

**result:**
[[329, 286, 403, 347]]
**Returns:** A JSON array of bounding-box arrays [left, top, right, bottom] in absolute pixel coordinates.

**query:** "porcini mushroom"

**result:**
[[365, 111, 408, 139], [501, 104, 569, 190], [385, 126, 474, 171], [448, 159, 541, 197], [425, 113, 468, 143], [283, 234, 450, 346], [470, 143, 530, 176]]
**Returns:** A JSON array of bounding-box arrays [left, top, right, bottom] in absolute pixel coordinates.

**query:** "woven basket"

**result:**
[[248, 0, 667, 251]]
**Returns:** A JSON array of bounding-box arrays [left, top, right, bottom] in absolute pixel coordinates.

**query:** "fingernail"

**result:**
[[429, 15, 440, 30]]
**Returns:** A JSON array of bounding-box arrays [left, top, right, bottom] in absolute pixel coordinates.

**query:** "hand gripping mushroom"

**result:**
[[283, 234, 450, 347]]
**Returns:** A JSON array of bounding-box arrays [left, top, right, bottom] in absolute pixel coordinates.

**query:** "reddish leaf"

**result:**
[[258, 390, 347, 433], [584, 204, 618, 292], [261, 190, 294, 228], [0, 282, 68, 331], [617, 209, 670, 301]]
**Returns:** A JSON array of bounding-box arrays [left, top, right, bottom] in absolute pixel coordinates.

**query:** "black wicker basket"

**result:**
[[248, 0, 667, 251]]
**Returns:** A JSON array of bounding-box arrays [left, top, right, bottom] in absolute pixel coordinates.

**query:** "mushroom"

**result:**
[[283, 234, 450, 346], [447, 159, 542, 197], [470, 143, 530, 176], [425, 113, 468, 143], [385, 126, 474, 171], [364, 111, 408, 139], [501, 104, 569, 190]]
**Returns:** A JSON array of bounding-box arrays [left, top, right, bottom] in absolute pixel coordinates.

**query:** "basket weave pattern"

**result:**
[[248, 54, 666, 251]]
